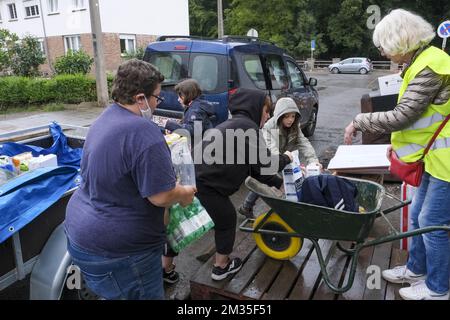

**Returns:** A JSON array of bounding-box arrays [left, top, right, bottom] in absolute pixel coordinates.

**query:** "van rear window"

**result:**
[[242, 54, 266, 89], [146, 52, 188, 84], [190, 53, 228, 94]]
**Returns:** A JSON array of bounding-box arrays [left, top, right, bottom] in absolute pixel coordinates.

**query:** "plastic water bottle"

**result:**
[[0, 167, 16, 185], [172, 137, 196, 187]]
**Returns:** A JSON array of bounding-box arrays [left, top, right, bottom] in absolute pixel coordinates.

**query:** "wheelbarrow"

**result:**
[[239, 176, 450, 294]]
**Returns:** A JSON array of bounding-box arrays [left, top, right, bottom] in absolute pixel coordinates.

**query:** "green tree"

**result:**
[[54, 50, 94, 75], [0, 29, 19, 72], [327, 0, 368, 58], [190, 0, 230, 38], [122, 47, 145, 60], [10, 35, 46, 77], [225, 0, 316, 57]]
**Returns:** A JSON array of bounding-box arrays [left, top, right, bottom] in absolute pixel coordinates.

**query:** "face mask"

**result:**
[[139, 96, 153, 121]]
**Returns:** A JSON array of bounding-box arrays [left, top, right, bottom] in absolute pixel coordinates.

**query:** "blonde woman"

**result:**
[[344, 9, 450, 300]]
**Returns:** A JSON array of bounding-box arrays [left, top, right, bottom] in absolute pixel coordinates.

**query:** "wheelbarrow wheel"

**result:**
[[253, 212, 303, 260]]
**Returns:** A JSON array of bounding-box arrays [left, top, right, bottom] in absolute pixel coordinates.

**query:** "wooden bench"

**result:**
[[190, 232, 409, 300]]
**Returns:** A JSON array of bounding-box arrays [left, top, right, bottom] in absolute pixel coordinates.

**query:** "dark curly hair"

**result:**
[[111, 59, 164, 105]]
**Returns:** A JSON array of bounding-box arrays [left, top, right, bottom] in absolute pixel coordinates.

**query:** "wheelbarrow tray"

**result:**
[[246, 176, 385, 243]]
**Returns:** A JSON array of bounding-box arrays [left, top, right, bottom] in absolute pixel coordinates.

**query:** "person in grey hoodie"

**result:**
[[238, 97, 321, 218]]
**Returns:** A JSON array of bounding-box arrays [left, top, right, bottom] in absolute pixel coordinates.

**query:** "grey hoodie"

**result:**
[[262, 97, 319, 164]]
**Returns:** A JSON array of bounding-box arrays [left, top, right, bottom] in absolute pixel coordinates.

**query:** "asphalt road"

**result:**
[[305, 70, 387, 166], [0, 70, 398, 300]]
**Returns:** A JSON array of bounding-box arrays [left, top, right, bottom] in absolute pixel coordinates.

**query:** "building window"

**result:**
[[8, 3, 18, 20], [25, 4, 40, 18], [72, 0, 85, 10], [47, 0, 58, 14], [64, 35, 81, 53], [38, 39, 46, 56], [119, 35, 136, 55]]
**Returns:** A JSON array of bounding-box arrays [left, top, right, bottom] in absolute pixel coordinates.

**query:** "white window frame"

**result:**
[[119, 34, 136, 56], [8, 3, 18, 20], [72, 0, 86, 11], [24, 4, 40, 18], [47, 0, 58, 14], [64, 35, 82, 53], [38, 38, 46, 56]]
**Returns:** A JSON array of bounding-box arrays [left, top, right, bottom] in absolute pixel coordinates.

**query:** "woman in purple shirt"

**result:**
[[65, 59, 196, 300]]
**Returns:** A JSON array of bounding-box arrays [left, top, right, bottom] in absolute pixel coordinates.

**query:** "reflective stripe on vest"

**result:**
[[395, 137, 450, 158], [391, 46, 450, 182], [404, 113, 445, 131]]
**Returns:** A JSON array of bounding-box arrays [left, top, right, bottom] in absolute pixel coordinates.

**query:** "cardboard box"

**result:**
[[378, 73, 403, 96]]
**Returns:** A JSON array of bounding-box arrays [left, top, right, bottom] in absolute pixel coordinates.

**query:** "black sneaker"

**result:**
[[163, 268, 180, 284], [211, 258, 243, 281], [238, 205, 254, 219]]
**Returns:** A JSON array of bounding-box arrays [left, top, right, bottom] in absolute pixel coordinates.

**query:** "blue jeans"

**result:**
[[406, 172, 450, 294], [67, 239, 164, 300], [243, 191, 259, 209]]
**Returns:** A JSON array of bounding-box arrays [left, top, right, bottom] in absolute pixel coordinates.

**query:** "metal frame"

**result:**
[[0, 123, 87, 296]]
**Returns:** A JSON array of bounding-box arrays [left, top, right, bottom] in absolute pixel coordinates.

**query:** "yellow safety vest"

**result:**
[[391, 46, 450, 182]]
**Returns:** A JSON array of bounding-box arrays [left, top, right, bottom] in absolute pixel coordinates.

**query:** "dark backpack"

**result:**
[[298, 175, 359, 212]]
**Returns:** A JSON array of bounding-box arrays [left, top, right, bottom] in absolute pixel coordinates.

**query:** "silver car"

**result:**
[[328, 57, 373, 75]]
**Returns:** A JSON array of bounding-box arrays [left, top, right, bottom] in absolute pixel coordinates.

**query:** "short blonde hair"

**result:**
[[373, 9, 435, 56]]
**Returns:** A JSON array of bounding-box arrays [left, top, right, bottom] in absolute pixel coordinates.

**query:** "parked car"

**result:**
[[143, 36, 319, 137], [328, 58, 373, 75]]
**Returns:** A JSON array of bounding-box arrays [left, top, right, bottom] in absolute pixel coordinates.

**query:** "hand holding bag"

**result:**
[[389, 113, 450, 187]]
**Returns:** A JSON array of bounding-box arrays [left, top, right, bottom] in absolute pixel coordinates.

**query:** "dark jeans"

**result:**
[[406, 173, 450, 294], [67, 238, 165, 300], [196, 185, 236, 255]]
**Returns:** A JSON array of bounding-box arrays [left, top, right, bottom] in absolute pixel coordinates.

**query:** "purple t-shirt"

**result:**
[[65, 104, 176, 257]]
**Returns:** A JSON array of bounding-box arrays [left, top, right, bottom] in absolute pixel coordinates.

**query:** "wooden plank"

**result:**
[[313, 242, 352, 300], [190, 230, 254, 297], [240, 257, 283, 299], [338, 243, 375, 300], [288, 239, 335, 300], [385, 248, 409, 300], [363, 241, 393, 300], [262, 239, 314, 300], [224, 249, 267, 295]]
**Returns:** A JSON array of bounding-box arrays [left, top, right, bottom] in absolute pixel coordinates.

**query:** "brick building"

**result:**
[[0, 0, 189, 74]]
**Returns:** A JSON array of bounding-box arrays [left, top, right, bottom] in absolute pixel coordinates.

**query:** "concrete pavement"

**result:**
[[0, 104, 105, 135]]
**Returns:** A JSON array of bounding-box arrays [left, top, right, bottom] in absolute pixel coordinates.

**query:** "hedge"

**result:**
[[0, 74, 114, 110]]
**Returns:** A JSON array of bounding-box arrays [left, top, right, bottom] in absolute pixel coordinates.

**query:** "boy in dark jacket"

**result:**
[[194, 88, 293, 280], [165, 79, 216, 139]]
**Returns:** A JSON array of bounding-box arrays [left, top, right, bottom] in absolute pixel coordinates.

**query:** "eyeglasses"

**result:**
[[150, 94, 165, 105]]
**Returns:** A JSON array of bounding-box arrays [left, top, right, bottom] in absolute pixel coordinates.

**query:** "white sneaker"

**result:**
[[382, 265, 426, 284], [399, 280, 449, 300]]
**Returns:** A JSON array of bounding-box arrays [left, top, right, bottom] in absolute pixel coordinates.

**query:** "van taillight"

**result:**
[[228, 88, 238, 96], [174, 45, 187, 50]]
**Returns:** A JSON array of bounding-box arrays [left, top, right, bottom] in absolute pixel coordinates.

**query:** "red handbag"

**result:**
[[389, 113, 450, 187]]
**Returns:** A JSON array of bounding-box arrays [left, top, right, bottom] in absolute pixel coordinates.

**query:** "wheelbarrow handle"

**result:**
[[378, 191, 411, 217]]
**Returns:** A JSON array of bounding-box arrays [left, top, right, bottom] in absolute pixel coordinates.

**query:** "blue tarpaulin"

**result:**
[[0, 123, 83, 243], [0, 122, 82, 167], [0, 166, 79, 243]]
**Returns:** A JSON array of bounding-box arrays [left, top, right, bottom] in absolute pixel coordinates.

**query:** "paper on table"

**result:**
[[327, 144, 391, 170]]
